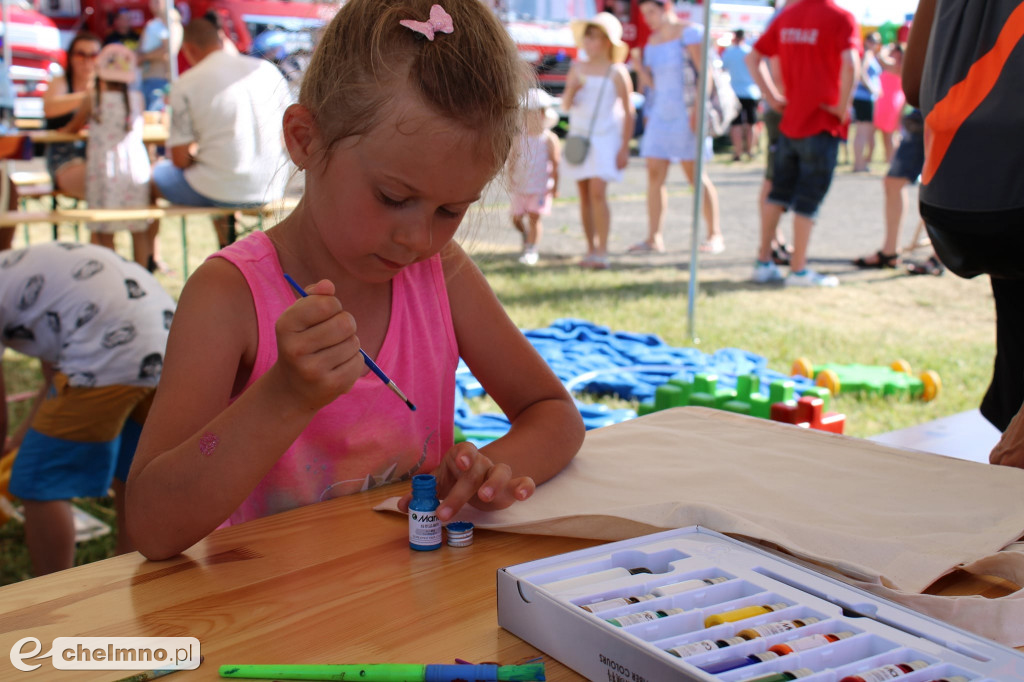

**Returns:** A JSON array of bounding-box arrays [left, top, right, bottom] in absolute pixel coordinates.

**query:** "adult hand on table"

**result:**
[[991, 405, 1024, 469]]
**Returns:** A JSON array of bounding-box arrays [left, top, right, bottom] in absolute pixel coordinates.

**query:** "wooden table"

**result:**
[[27, 123, 169, 146], [0, 435, 1020, 681]]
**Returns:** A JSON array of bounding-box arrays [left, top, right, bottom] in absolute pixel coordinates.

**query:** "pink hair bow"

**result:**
[[400, 4, 454, 41]]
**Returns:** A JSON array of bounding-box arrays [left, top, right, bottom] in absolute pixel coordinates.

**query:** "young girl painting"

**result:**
[[126, 0, 585, 559]]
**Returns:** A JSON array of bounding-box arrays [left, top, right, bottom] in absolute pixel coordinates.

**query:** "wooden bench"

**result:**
[[0, 197, 300, 277]]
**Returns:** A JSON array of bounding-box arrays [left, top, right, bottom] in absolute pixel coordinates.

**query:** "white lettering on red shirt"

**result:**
[[780, 28, 819, 44]]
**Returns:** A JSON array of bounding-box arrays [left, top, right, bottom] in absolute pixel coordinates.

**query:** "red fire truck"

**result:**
[[502, 1, 772, 95], [1, 0, 63, 119]]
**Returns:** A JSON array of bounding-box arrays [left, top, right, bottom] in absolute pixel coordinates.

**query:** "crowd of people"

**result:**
[[1, 0, 290, 268], [2, 0, 1024, 582]]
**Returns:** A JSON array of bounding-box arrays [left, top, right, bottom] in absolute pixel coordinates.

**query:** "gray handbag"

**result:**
[[564, 67, 612, 165]]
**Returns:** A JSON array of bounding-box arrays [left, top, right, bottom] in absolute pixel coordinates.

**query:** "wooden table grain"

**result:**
[[0, 484, 602, 681], [0, 437, 1020, 681]]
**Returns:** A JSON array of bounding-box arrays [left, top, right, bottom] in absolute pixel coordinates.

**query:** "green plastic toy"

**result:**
[[791, 357, 941, 401]]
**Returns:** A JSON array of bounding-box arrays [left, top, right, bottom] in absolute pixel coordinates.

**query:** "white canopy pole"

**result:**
[[686, 0, 713, 342], [2, 0, 11, 75]]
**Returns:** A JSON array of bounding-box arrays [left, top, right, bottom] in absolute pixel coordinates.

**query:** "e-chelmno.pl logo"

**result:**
[[10, 637, 201, 672]]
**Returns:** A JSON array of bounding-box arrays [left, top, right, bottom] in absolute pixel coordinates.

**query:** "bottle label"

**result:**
[[586, 595, 654, 614], [409, 510, 441, 547], [857, 666, 912, 682], [783, 634, 831, 653], [743, 620, 799, 637], [668, 639, 717, 657], [611, 611, 660, 627], [652, 578, 712, 597]]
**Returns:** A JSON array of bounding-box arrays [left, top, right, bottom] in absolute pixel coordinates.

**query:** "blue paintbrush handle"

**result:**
[[358, 349, 390, 382], [282, 273, 415, 411]]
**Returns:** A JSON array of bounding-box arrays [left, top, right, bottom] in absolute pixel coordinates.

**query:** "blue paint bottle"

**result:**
[[408, 474, 442, 551]]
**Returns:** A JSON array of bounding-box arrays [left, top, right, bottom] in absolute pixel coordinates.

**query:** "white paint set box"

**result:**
[[497, 527, 1024, 682]]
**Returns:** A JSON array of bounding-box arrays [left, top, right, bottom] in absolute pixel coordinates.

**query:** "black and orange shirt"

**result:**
[[919, 0, 1024, 212]]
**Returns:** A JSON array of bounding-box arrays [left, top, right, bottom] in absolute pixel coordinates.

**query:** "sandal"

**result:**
[[580, 253, 609, 270], [699, 235, 725, 255], [771, 243, 793, 266], [853, 250, 900, 269], [905, 255, 945, 276], [627, 241, 665, 254]]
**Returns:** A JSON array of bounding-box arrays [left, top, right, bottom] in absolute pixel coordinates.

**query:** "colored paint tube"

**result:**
[[543, 567, 653, 594], [737, 617, 820, 639], [667, 635, 746, 658], [704, 602, 789, 628], [700, 651, 780, 674], [743, 668, 815, 682], [581, 594, 656, 614], [650, 576, 728, 597], [768, 631, 854, 655], [606, 608, 684, 627], [839, 660, 929, 682], [582, 577, 727, 614]]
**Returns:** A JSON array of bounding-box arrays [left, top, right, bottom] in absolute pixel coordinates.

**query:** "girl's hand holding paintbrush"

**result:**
[[271, 278, 366, 412], [398, 441, 536, 522]]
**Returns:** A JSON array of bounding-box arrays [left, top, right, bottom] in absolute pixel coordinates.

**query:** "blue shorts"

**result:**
[[886, 130, 924, 184], [8, 374, 154, 501], [768, 133, 840, 219], [152, 160, 262, 209]]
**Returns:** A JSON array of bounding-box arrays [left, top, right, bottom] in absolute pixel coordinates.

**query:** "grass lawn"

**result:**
[[0, 199, 995, 585]]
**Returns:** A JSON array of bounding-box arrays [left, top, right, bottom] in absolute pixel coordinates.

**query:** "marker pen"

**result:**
[[704, 602, 790, 628], [736, 617, 820, 639], [699, 651, 780, 674], [542, 567, 653, 594], [744, 669, 815, 682], [839, 660, 929, 682], [582, 577, 727, 614], [606, 608, 685, 627], [768, 631, 854, 655], [667, 635, 746, 658]]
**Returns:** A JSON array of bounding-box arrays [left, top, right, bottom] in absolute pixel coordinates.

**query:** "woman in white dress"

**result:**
[[561, 12, 635, 270]]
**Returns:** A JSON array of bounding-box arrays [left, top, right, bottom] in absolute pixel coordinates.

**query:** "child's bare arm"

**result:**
[[405, 243, 583, 521], [546, 130, 560, 197], [615, 64, 635, 170], [126, 260, 364, 559], [60, 96, 92, 133], [562, 63, 582, 110]]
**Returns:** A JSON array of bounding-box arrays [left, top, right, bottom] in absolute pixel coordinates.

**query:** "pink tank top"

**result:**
[[212, 232, 458, 525]]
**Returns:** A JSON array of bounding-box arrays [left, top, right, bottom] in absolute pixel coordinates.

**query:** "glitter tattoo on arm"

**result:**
[[198, 432, 220, 457]]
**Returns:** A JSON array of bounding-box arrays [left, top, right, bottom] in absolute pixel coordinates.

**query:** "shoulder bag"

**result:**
[[563, 66, 612, 165]]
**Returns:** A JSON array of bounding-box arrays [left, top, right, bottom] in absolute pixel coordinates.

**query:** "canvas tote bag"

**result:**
[[378, 407, 1024, 646]]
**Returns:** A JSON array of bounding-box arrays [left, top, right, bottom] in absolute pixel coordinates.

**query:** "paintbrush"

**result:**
[[283, 273, 416, 411]]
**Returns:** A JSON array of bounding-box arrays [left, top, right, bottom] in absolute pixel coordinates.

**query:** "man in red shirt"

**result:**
[[745, 0, 860, 287]]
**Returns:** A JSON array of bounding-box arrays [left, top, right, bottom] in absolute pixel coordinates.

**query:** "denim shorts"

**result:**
[[768, 133, 840, 219], [886, 130, 924, 184], [152, 160, 262, 209], [8, 374, 153, 501]]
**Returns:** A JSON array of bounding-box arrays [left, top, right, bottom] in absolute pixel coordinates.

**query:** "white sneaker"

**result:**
[[786, 268, 839, 287], [751, 260, 784, 283], [518, 248, 539, 266]]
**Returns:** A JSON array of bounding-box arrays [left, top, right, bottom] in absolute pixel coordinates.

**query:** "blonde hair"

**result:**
[[299, 0, 531, 176]]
